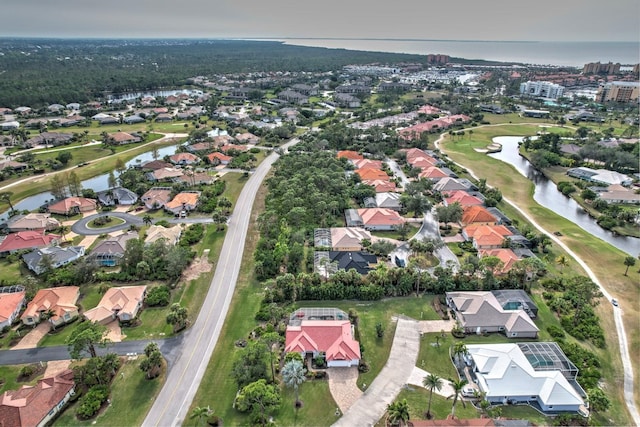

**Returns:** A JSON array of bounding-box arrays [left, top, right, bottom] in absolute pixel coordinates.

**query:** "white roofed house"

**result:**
[[465, 342, 588, 416]]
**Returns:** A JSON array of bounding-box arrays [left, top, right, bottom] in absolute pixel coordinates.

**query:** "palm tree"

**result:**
[[387, 399, 410, 427], [451, 341, 468, 365], [555, 254, 568, 273], [447, 379, 468, 417], [143, 215, 153, 227], [623, 256, 636, 276], [423, 373, 443, 419], [190, 406, 213, 426], [282, 359, 306, 408]]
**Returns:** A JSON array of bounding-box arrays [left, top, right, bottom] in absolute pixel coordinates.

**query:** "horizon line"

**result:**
[[0, 36, 636, 44]]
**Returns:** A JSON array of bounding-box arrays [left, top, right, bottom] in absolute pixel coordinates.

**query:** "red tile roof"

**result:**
[[357, 208, 405, 227], [462, 205, 497, 225], [21, 286, 79, 324], [0, 231, 60, 253], [337, 150, 364, 160], [352, 159, 383, 170], [464, 224, 512, 248], [355, 168, 389, 181], [220, 143, 248, 153], [362, 180, 397, 193], [169, 152, 199, 164], [0, 369, 75, 427], [206, 152, 232, 164], [285, 320, 360, 363], [418, 166, 448, 180], [47, 197, 97, 215], [444, 191, 483, 207], [0, 292, 25, 324], [479, 248, 519, 274]]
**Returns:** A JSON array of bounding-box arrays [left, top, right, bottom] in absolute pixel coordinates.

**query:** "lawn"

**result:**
[[0, 258, 25, 282], [379, 385, 479, 425], [0, 364, 45, 394], [53, 357, 166, 426]]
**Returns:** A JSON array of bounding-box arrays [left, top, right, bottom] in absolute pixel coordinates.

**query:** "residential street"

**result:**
[[142, 138, 298, 427]]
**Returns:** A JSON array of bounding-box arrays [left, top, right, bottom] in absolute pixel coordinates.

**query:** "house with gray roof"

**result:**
[[446, 291, 539, 338], [89, 231, 139, 266], [23, 246, 85, 275], [96, 187, 139, 206]]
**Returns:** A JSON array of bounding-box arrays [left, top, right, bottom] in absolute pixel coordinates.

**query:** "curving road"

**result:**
[[434, 128, 640, 426], [142, 138, 299, 427], [71, 212, 214, 235]]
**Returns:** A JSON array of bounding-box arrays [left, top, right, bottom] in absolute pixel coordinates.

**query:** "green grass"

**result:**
[[274, 380, 338, 427], [0, 364, 45, 394], [38, 320, 79, 347], [53, 357, 165, 426], [498, 405, 551, 426], [0, 258, 25, 282], [384, 386, 479, 424], [86, 216, 126, 229], [121, 307, 173, 341]]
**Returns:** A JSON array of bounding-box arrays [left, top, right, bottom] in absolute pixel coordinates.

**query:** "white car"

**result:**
[[462, 385, 476, 397], [611, 298, 618, 307]]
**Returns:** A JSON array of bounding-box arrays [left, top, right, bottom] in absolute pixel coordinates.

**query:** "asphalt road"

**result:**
[[71, 211, 215, 235], [142, 138, 299, 427]]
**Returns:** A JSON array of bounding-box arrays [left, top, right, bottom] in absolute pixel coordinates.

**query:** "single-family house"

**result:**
[[463, 224, 513, 249], [148, 167, 184, 182], [0, 291, 26, 330], [567, 167, 632, 186], [418, 167, 449, 181], [96, 187, 139, 206], [139, 160, 172, 171], [220, 143, 248, 153], [145, 225, 182, 246], [364, 192, 402, 211], [47, 197, 97, 216], [465, 343, 587, 414], [336, 150, 364, 161], [206, 152, 232, 165], [83, 285, 147, 324], [89, 231, 139, 266], [0, 160, 28, 171], [314, 227, 372, 251], [178, 171, 215, 186], [6, 213, 60, 232], [278, 90, 308, 105], [141, 187, 173, 210], [0, 369, 76, 427], [444, 191, 484, 207], [462, 205, 498, 226], [352, 159, 384, 170], [21, 286, 80, 328], [108, 131, 140, 145], [23, 246, 85, 275], [478, 248, 520, 275], [123, 115, 145, 124], [333, 93, 361, 108], [599, 184, 640, 204], [169, 152, 200, 166], [362, 179, 397, 193], [355, 168, 389, 181], [164, 192, 200, 215], [433, 177, 471, 193], [357, 208, 405, 231], [314, 250, 378, 276], [0, 231, 60, 256], [446, 291, 538, 338], [285, 320, 361, 367], [234, 132, 260, 145]]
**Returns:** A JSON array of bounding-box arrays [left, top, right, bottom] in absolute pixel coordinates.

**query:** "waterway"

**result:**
[[0, 144, 182, 221], [488, 136, 638, 256]]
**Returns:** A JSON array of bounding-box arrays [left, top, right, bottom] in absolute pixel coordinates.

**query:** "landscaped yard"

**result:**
[[0, 364, 44, 394], [53, 356, 165, 426]]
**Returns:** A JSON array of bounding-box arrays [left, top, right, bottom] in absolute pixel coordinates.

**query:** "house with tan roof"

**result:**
[[0, 231, 60, 256], [164, 192, 200, 215], [108, 131, 140, 145], [84, 285, 147, 324], [285, 320, 361, 367], [355, 168, 389, 181], [463, 224, 513, 249], [234, 132, 260, 144], [599, 184, 640, 204], [6, 213, 60, 232], [362, 179, 397, 193], [352, 159, 383, 170], [337, 150, 363, 161], [446, 291, 538, 338], [220, 143, 248, 153], [47, 197, 97, 216], [418, 166, 448, 181], [169, 152, 200, 166], [462, 205, 498, 226], [141, 187, 173, 210], [0, 369, 75, 427], [346, 208, 405, 231], [149, 167, 184, 182], [140, 160, 172, 170], [145, 225, 182, 246], [0, 291, 26, 330], [178, 171, 215, 186], [21, 286, 80, 328], [316, 227, 372, 251]]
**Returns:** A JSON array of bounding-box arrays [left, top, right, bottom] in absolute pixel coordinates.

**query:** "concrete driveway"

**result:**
[[332, 317, 421, 427], [328, 366, 362, 413]]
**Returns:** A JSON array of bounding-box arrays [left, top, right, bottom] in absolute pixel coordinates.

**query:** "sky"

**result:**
[[2, 0, 639, 42]]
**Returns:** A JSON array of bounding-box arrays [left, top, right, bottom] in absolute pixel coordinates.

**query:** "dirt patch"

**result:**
[[182, 249, 213, 282]]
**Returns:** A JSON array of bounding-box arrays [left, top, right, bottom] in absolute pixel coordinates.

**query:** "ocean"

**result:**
[[257, 38, 640, 68]]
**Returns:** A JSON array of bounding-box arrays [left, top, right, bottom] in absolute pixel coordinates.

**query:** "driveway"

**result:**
[[328, 366, 362, 413], [11, 322, 51, 350], [332, 317, 421, 427]]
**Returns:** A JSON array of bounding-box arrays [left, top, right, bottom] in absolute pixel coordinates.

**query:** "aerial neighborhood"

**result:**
[[0, 39, 637, 427]]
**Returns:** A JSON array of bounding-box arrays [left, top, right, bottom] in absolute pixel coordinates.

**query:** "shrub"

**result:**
[[547, 325, 565, 339], [358, 359, 370, 373], [19, 365, 34, 378], [77, 385, 109, 419], [146, 285, 171, 307]]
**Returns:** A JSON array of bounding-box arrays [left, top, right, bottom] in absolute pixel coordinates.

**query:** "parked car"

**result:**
[[611, 298, 618, 307], [462, 385, 476, 397]]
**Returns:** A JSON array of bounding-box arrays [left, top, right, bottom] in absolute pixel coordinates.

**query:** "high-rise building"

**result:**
[[519, 81, 565, 99], [426, 54, 450, 65], [583, 62, 621, 75], [596, 82, 640, 103]]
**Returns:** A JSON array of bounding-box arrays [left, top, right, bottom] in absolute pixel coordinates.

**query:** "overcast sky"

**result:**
[[2, 0, 639, 42]]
